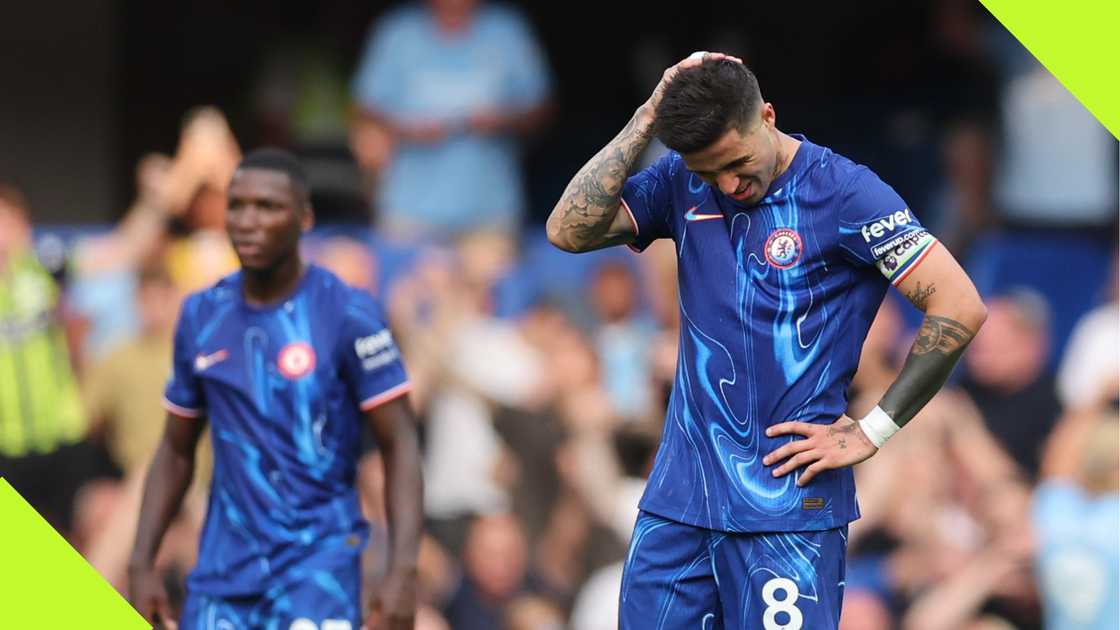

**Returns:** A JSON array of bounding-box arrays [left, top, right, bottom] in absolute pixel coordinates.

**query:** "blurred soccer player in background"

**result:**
[[547, 52, 988, 628], [128, 149, 423, 630]]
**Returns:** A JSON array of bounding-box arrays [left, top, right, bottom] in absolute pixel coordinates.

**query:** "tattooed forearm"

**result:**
[[913, 315, 974, 355], [879, 314, 976, 427], [546, 107, 655, 252], [906, 282, 936, 311]]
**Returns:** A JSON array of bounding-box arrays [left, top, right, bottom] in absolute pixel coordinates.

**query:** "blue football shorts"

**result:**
[[180, 553, 361, 630], [619, 510, 848, 629]]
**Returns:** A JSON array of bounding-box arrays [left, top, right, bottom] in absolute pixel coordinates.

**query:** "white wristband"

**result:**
[[857, 406, 900, 449]]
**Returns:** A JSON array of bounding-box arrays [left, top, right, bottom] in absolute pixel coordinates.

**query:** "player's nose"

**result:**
[[716, 173, 739, 195]]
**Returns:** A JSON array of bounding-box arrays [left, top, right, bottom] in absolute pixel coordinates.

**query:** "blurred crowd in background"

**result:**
[[1, 1, 1117, 629]]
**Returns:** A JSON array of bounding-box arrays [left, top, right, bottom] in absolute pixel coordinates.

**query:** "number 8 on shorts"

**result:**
[[762, 577, 803, 630]]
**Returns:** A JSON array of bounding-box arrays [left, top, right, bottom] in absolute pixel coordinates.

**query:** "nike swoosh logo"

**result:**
[[684, 206, 723, 222], [194, 349, 229, 371]]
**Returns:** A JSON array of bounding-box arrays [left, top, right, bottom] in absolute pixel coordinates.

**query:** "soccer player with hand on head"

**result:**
[[128, 149, 422, 630], [547, 52, 987, 629]]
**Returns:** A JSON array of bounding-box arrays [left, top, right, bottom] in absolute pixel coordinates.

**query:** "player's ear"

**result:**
[[761, 102, 776, 129], [300, 202, 315, 233]]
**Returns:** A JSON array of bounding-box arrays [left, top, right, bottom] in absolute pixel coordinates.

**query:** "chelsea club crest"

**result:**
[[764, 228, 803, 269], [277, 342, 316, 379]]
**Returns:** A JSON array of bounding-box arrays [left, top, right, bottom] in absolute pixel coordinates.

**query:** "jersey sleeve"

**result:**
[[162, 296, 205, 418], [836, 167, 938, 286], [339, 292, 411, 412], [620, 152, 677, 252]]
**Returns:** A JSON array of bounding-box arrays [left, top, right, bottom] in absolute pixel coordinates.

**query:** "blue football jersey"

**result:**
[[622, 136, 935, 533], [163, 265, 410, 597]]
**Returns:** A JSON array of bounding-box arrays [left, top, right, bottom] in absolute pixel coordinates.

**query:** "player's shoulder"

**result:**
[[798, 140, 901, 217], [798, 139, 877, 192], [306, 265, 385, 320], [178, 271, 241, 324], [641, 149, 688, 182]]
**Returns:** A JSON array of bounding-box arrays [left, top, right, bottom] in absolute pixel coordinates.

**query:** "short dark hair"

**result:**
[[235, 148, 310, 205], [652, 60, 763, 154]]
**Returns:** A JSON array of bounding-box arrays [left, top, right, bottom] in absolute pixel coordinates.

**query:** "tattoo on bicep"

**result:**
[[906, 282, 936, 311], [913, 315, 974, 356], [556, 116, 650, 244]]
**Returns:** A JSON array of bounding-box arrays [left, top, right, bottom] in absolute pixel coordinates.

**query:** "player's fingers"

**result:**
[[687, 51, 742, 65], [676, 50, 709, 69], [771, 450, 821, 477], [140, 598, 160, 624], [365, 607, 384, 630], [390, 615, 415, 630], [157, 600, 179, 630], [761, 438, 814, 466], [797, 461, 829, 487], [766, 421, 816, 438]]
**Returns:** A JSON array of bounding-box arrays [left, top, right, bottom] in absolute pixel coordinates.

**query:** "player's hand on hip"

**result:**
[[364, 568, 417, 630], [646, 51, 744, 112], [127, 564, 178, 629], [762, 415, 878, 487]]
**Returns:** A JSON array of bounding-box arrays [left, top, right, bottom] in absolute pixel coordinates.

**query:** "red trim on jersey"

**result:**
[[162, 397, 203, 419], [891, 239, 939, 286], [620, 198, 644, 253], [359, 382, 413, 412]]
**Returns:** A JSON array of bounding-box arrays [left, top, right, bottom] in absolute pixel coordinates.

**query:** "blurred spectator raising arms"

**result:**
[[350, 0, 552, 239], [1032, 408, 1119, 630], [69, 108, 242, 361], [0, 184, 91, 533]]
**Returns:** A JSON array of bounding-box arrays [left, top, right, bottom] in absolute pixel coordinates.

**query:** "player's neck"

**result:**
[[772, 132, 801, 180], [241, 255, 306, 307]]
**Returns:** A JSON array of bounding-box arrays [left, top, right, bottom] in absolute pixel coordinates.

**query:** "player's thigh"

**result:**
[[256, 555, 363, 630], [179, 548, 361, 630], [619, 510, 724, 630], [712, 526, 847, 630]]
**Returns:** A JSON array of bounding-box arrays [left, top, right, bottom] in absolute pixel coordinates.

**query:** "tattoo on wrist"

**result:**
[[914, 315, 974, 356], [906, 282, 936, 311]]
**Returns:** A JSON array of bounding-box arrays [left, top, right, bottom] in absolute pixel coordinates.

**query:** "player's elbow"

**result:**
[[961, 291, 988, 333], [546, 211, 581, 253], [929, 281, 987, 333]]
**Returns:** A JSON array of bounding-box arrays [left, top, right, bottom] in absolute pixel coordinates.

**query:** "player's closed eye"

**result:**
[[695, 157, 750, 179]]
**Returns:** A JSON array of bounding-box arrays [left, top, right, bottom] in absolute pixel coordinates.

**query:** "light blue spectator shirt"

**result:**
[[1033, 481, 1120, 630], [352, 4, 551, 235]]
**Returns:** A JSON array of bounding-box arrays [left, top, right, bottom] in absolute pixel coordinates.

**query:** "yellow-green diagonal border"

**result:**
[[0, 478, 149, 629], [980, 0, 1120, 139]]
